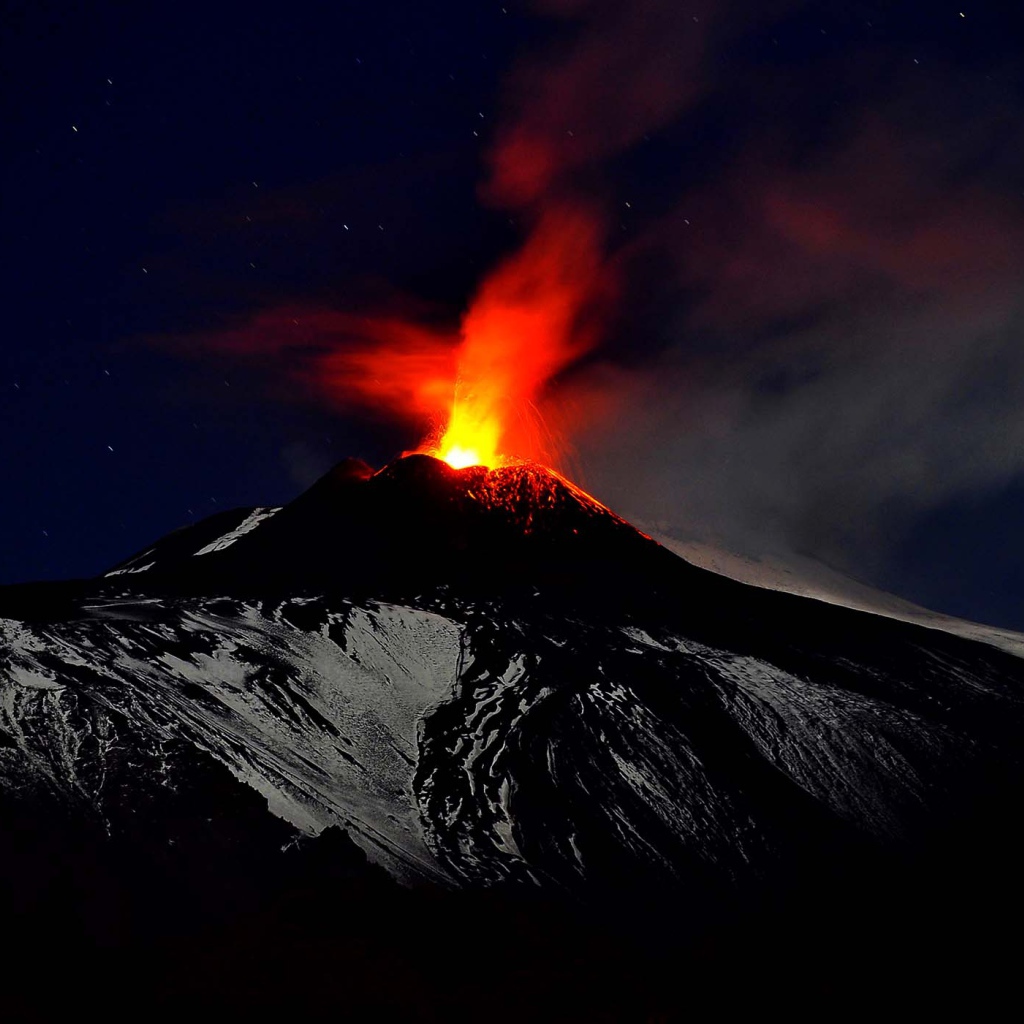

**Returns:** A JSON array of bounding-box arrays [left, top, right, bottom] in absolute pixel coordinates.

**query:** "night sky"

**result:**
[[4, 1, 1024, 631]]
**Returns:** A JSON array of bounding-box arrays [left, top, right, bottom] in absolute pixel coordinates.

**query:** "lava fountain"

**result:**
[[311, 203, 609, 477], [418, 204, 607, 471]]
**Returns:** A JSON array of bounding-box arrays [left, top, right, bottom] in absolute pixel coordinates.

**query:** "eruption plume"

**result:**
[[315, 0, 695, 471], [301, 204, 607, 472], [422, 204, 606, 470], [184, 1, 693, 474]]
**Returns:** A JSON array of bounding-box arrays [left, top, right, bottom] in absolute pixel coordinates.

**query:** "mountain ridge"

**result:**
[[2, 454, 1023, 1012]]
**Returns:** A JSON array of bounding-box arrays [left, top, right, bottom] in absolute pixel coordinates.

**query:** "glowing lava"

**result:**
[[441, 444, 485, 470], [420, 204, 606, 471], [434, 394, 503, 469], [308, 205, 607, 474]]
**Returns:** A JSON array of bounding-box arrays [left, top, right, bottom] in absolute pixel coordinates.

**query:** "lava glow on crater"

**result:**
[[318, 205, 606, 476], [414, 204, 605, 473], [441, 446, 485, 470], [430, 394, 505, 469]]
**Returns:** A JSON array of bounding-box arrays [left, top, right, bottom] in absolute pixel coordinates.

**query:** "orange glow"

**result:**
[[422, 203, 607, 470], [442, 444, 485, 470], [407, 458, 644, 543], [287, 205, 608, 474]]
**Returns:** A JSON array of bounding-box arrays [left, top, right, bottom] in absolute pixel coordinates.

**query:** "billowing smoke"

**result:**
[[482, 0, 718, 207], [561, 32, 1024, 589], [169, 1, 1024, 615]]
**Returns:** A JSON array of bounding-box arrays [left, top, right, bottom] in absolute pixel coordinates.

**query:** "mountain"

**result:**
[[646, 526, 1024, 659], [3, 453, 1023, 1015]]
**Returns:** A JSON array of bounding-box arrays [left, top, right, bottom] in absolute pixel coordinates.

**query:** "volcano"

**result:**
[[3, 454, 1023, 1014]]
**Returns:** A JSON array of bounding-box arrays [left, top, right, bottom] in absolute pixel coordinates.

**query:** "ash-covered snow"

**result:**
[[4, 456, 1024, 898], [105, 549, 157, 576], [4, 574, 1024, 892], [0, 598, 460, 883], [193, 507, 281, 556], [649, 528, 1024, 660]]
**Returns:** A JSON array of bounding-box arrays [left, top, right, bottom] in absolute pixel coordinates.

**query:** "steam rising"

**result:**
[[566, 39, 1024, 583]]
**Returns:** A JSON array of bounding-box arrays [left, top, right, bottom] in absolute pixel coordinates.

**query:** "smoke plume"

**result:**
[[171, 1, 1024, 616]]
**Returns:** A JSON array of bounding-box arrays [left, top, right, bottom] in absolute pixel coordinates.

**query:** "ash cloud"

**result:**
[[527, 3, 1024, 600], [484, 0, 716, 206], [158, 1, 1024, 618]]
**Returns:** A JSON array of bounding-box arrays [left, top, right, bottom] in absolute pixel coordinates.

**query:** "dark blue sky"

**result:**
[[3, 1, 1024, 631]]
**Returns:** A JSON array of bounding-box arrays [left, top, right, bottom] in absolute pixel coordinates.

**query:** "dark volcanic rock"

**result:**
[[2, 454, 1023, 1013]]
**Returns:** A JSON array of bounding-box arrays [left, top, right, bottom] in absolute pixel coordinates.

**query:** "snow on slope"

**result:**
[[3, 579, 1023, 892], [646, 527, 1024, 660], [105, 549, 157, 576], [413, 608, 1004, 891], [0, 597, 460, 883], [6, 452, 1024, 901], [193, 507, 281, 556]]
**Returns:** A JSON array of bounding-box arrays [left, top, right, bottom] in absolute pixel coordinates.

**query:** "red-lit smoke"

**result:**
[[309, 1, 712, 469], [314, 204, 608, 469], [484, 0, 712, 207], [180, 1, 722, 472]]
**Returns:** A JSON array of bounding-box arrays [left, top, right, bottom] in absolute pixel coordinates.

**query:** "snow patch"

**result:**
[[106, 561, 155, 576], [193, 507, 281, 556]]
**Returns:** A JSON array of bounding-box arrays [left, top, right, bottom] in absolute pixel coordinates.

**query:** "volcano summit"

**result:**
[[2, 455, 1023, 1012]]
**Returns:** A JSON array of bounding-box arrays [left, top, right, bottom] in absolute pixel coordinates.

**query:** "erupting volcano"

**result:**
[[421, 206, 607, 472], [319, 204, 609, 475], [4, 438, 1024, 1014]]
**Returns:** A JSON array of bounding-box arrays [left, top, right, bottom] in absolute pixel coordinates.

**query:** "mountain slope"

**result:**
[[652, 527, 1024, 659], [3, 454, 1023, 912]]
